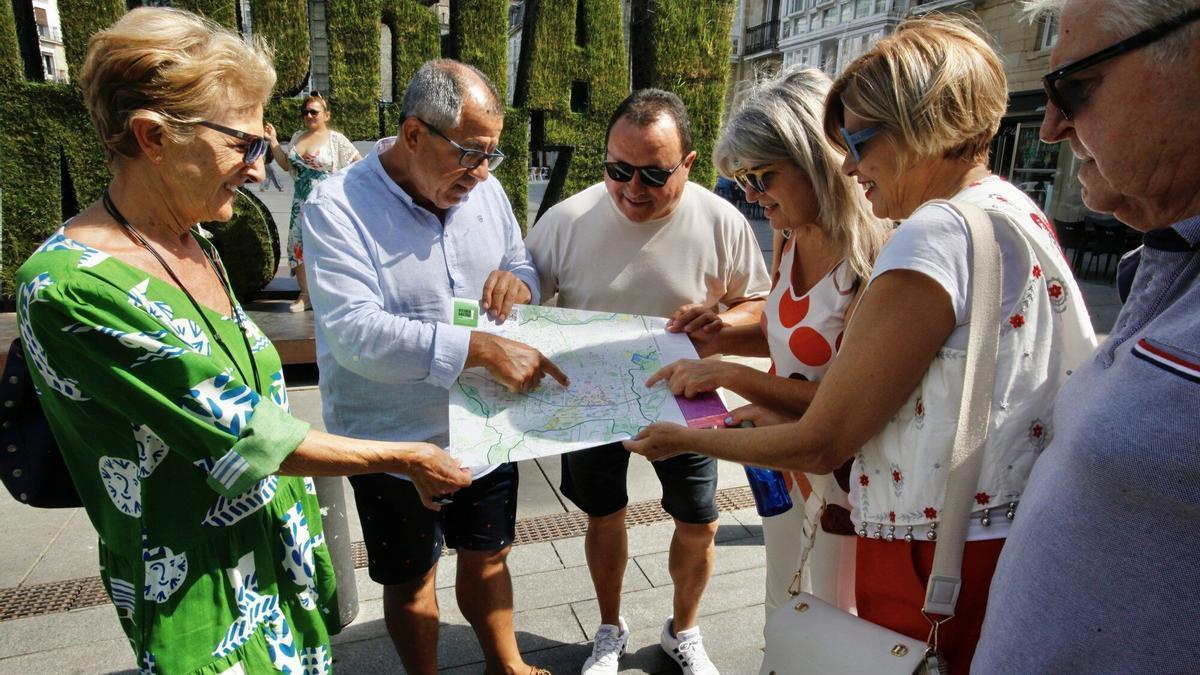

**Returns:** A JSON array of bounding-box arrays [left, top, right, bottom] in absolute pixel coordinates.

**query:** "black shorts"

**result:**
[[560, 441, 718, 524], [348, 463, 519, 585]]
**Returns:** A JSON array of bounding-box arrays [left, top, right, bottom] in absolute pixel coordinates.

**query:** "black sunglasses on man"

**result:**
[[603, 158, 686, 188], [1042, 7, 1200, 120]]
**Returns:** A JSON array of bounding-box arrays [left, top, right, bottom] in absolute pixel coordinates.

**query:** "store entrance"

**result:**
[[989, 116, 1061, 213]]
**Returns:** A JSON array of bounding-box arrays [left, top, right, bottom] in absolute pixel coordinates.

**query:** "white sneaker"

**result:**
[[581, 617, 629, 674], [660, 617, 719, 675]]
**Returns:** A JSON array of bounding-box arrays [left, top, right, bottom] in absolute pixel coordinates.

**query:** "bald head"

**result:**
[[400, 58, 503, 131]]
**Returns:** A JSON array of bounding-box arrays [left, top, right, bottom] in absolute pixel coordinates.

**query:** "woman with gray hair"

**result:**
[[14, 8, 468, 672], [645, 67, 888, 616], [629, 17, 1097, 670]]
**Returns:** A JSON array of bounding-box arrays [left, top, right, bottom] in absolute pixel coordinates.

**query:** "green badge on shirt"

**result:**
[[452, 298, 480, 327]]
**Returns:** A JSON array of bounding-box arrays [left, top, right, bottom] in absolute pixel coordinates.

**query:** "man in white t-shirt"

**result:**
[[525, 89, 770, 675]]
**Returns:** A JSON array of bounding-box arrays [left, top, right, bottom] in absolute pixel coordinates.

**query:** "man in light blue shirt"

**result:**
[[303, 59, 564, 675]]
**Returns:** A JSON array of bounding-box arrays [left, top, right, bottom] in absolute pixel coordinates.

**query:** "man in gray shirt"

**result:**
[[974, 1, 1200, 671], [303, 59, 564, 675]]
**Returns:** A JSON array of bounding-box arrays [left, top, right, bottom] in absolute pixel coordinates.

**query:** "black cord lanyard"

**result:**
[[101, 189, 262, 393]]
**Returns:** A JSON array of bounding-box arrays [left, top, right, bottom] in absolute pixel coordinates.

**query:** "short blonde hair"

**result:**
[[824, 15, 1007, 167], [79, 7, 276, 161], [715, 68, 887, 282]]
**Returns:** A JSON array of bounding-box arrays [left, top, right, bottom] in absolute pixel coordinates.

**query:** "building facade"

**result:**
[[33, 0, 67, 83]]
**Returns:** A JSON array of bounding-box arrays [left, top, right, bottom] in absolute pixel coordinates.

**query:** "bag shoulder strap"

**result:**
[[922, 199, 1003, 617]]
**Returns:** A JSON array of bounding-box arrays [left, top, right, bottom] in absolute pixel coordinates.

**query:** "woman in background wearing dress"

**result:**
[[652, 68, 888, 617], [264, 93, 360, 312]]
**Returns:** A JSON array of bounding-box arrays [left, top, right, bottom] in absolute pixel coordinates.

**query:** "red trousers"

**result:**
[[855, 536, 1006, 672]]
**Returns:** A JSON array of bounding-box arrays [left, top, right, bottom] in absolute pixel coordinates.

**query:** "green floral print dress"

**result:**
[[15, 228, 338, 674]]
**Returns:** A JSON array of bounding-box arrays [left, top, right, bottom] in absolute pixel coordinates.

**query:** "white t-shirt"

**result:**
[[525, 182, 771, 316], [860, 176, 1064, 540], [870, 178, 1033, 350]]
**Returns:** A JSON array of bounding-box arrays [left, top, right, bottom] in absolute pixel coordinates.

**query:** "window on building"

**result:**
[[810, 14, 818, 31], [41, 53, 54, 80], [1041, 15, 1059, 50], [855, 0, 870, 18], [782, 20, 792, 38], [875, 0, 890, 13], [822, 8, 834, 28], [840, 2, 852, 23]]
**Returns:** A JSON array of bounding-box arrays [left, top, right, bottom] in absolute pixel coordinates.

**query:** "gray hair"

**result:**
[[715, 67, 888, 282], [1023, 0, 1200, 62], [400, 58, 503, 130]]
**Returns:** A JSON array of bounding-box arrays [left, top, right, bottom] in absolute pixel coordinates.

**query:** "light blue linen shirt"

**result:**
[[301, 137, 539, 478]]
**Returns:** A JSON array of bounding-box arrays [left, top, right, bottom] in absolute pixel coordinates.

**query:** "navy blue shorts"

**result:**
[[348, 463, 519, 585], [560, 442, 718, 524]]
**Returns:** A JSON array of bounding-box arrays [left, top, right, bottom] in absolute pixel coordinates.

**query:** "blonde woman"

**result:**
[[264, 92, 360, 311], [629, 17, 1097, 670], [15, 9, 467, 671], [648, 68, 887, 617]]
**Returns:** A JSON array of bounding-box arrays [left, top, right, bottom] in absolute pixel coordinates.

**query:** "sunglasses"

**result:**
[[417, 118, 505, 171], [1042, 8, 1200, 120], [730, 161, 789, 193], [603, 158, 685, 188], [301, 108, 323, 117], [839, 125, 882, 164], [197, 120, 269, 165]]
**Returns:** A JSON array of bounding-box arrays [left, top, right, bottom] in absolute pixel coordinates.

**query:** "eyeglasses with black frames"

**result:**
[[1042, 8, 1200, 120], [602, 158, 686, 188], [839, 125, 882, 165], [197, 120, 269, 166], [417, 118, 506, 171], [730, 161, 790, 194], [301, 108, 322, 117]]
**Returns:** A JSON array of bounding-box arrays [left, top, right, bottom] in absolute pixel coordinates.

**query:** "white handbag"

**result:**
[[758, 201, 1003, 675]]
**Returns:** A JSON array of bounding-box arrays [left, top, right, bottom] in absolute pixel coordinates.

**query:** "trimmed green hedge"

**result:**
[[517, 0, 629, 220], [450, 0, 527, 230], [325, 0, 382, 141], [379, 0, 440, 136], [631, 0, 736, 189], [2, 0, 736, 302]]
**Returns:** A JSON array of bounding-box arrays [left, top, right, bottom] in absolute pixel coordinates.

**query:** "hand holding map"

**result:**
[[449, 302, 720, 468]]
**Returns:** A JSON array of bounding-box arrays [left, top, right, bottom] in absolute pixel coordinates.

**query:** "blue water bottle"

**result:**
[[733, 421, 793, 517], [744, 466, 793, 517]]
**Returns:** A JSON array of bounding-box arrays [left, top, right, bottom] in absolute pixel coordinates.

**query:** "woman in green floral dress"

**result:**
[[15, 9, 468, 674]]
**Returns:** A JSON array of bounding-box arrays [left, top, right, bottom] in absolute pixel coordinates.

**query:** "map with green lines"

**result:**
[[449, 304, 693, 468]]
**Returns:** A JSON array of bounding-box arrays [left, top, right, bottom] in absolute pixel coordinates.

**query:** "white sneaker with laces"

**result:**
[[660, 617, 719, 675], [581, 617, 630, 674]]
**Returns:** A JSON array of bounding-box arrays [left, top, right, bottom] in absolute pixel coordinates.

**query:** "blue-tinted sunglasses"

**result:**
[[840, 125, 882, 164]]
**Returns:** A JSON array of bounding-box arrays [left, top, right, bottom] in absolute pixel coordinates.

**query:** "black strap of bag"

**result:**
[[0, 338, 83, 508]]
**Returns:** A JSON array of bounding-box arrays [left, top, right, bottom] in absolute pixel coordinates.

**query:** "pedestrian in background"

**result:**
[[263, 92, 360, 312]]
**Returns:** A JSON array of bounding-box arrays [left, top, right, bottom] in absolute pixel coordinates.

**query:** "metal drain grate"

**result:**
[[1, 485, 754, 622]]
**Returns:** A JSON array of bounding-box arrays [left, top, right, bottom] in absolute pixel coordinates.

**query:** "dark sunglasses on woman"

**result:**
[[603, 158, 686, 188], [197, 120, 270, 166]]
